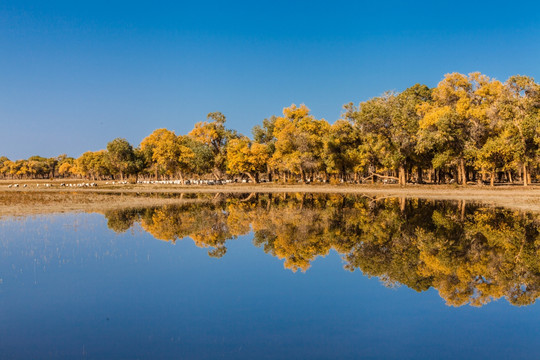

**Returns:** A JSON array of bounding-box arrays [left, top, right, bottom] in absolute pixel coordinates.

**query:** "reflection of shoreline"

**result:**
[[102, 194, 540, 307], [1, 184, 540, 216]]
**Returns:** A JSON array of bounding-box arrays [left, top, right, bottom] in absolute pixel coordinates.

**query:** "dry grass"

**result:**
[[0, 189, 215, 217], [1, 180, 539, 216]]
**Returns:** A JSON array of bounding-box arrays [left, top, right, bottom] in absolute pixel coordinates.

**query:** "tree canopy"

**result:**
[[2, 72, 538, 186]]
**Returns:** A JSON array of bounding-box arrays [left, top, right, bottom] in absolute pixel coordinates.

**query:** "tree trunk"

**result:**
[[459, 158, 466, 185], [398, 165, 406, 186], [490, 170, 495, 187], [523, 163, 529, 186], [417, 167, 423, 184], [267, 164, 272, 182], [246, 172, 257, 183]]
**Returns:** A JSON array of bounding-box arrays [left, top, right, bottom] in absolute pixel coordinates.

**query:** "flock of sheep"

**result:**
[[7, 183, 98, 188], [137, 179, 265, 185], [137, 179, 233, 185], [4, 179, 256, 188]]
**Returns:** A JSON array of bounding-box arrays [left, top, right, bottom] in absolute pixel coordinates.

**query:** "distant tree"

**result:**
[[149, 130, 182, 179], [323, 119, 362, 181], [475, 136, 514, 186], [0, 156, 10, 178], [226, 137, 270, 182], [252, 115, 278, 180], [140, 128, 173, 180], [182, 137, 214, 177], [271, 104, 330, 182], [75, 150, 110, 180], [106, 138, 135, 180], [497, 75, 540, 186], [252, 116, 278, 147], [344, 84, 431, 185], [128, 148, 147, 181], [189, 112, 238, 179], [417, 73, 473, 184]]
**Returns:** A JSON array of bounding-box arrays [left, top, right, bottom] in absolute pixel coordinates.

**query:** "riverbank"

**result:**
[[1, 181, 539, 216]]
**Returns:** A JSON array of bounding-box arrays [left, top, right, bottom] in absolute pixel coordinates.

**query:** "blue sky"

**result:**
[[1, 0, 539, 159]]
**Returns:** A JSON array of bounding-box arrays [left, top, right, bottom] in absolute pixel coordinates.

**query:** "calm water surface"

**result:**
[[1, 193, 539, 359]]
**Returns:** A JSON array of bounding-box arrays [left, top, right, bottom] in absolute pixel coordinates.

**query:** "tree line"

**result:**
[[1, 72, 539, 186]]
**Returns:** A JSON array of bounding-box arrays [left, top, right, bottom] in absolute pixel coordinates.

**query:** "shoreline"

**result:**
[[1, 182, 539, 216]]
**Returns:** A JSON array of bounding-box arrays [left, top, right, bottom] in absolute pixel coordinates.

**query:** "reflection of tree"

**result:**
[[104, 208, 140, 233], [102, 194, 540, 307], [240, 194, 330, 271], [103, 203, 239, 258], [341, 199, 434, 292], [139, 204, 237, 258], [415, 208, 540, 306]]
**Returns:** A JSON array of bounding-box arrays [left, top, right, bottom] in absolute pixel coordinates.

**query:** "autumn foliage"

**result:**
[[2, 72, 539, 186]]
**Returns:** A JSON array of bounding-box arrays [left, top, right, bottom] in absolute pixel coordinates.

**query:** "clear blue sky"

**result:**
[[1, 0, 539, 159]]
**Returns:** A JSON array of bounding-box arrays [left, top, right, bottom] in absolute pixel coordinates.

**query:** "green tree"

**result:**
[[323, 119, 363, 181], [344, 84, 431, 185], [252, 115, 278, 180], [182, 137, 214, 176], [497, 75, 540, 186], [189, 112, 238, 179], [106, 138, 135, 180]]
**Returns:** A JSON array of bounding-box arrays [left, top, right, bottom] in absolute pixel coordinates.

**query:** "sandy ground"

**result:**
[[0, 180, 539, 216]]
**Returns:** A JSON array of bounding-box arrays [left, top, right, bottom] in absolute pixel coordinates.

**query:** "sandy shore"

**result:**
[[1, 181, 539, 216]]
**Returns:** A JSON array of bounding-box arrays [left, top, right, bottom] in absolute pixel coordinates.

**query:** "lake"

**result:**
[[1, 193, 539, 359]]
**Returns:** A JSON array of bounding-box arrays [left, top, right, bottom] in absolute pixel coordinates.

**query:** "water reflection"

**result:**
[[101, 193, 540, 307]]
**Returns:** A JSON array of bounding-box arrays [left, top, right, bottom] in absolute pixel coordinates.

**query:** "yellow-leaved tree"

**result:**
[[226, 137, 270, 182], [271, 104, 330, 182], [140, 128, 175, 180], [189, 112, 238, 179], [140, 128, 195, 181]]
